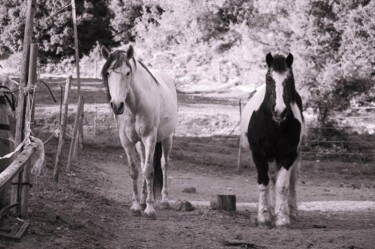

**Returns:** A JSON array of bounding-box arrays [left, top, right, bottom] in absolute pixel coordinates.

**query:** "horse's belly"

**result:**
[[157, 80, 178, 141], [157, 105, 177, 141]]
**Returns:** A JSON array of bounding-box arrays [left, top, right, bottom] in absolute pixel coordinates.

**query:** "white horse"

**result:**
[[101, 45, 178, 219]]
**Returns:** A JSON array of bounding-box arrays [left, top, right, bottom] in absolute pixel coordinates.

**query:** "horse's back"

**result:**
[[240, 84, 266, 149]]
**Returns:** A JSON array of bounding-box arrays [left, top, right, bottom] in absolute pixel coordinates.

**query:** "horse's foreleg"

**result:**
[[160, 136, 173, 208], [289, 156, 300, 221], [123, 145, 142, 216], [141, 135, 157, 219], [136, 142, 147, 210], [275, 166, 292, 227], [254, 155, 272, 226]]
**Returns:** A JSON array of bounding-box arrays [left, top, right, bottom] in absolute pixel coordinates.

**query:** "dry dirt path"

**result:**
[[92, 147, 375, 249]]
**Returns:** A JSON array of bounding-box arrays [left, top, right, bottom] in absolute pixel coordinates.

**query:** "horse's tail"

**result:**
[[153, 142, 163, 198]]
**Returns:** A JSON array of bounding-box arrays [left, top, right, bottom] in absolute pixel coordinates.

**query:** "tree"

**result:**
[[0, 0, 116, 61]]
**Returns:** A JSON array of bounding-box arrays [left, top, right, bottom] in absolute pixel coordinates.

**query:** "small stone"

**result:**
[[172, 200, 194, 212]]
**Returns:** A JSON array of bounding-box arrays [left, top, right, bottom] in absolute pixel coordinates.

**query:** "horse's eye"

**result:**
[[126, 72, 131, 76]]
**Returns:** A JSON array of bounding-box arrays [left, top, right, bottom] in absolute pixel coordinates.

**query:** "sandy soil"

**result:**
[[1, 78, 374, 249]]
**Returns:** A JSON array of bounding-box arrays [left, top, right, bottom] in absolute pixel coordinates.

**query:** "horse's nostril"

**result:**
[[110, 102, 114, 109], [119, 102, 124, 111]]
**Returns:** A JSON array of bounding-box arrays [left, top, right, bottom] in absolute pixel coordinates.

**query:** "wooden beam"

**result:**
[[0, 143, 37, 193], [66, 96, 84, 172], [14, 0, 36, 146], [53, 76, 72, 181], [0, 94, 11, 208], [12, 0, 36, 209], [19, 43, 38, 218], [71, 0, 81, 94]]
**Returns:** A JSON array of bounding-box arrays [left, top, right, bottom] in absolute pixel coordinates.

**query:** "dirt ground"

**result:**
[[1, 78, 374, 249]]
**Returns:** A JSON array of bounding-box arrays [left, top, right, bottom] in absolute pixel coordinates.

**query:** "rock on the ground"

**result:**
[[171, 200, 195, 211]]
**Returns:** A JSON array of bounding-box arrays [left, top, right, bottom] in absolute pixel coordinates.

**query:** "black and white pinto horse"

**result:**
[[240, 53, 304, 227], [101, 45, 178, 219]]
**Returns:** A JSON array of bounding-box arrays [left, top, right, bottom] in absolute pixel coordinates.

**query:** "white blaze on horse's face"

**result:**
[[101, 46, 135, 115], [266, 52, 294, 123], [107, 62, 132, 115], [272, 71, 288, 119]]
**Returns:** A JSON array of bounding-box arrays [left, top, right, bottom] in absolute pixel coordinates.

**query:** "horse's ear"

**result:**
[[127, 45, 134, 59], [266, 53, 273, 67], [101, 46, 110, 60], [286, 53, 294, 67]]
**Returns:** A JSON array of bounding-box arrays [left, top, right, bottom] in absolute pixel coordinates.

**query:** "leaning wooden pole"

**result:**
[[20, 43, 38, 218], [72, 98, 84, 160], [71, 0, 84, 146], [53, 76, 72, 181], [66, 96, 84, 172], [12, 0, 36, 209]]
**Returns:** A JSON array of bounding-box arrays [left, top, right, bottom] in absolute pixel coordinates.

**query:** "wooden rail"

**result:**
[[0, 143, 37, 194]]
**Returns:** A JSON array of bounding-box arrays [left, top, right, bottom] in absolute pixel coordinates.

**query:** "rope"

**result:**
[[43, 128, 60, 144]]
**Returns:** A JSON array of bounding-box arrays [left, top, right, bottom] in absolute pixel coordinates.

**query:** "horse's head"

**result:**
[[265, 53, 295, 123], [101, 45, 135, 115]]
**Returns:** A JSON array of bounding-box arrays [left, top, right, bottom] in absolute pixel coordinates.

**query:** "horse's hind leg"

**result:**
[[160, 135, 173, 209], [289, 156, 300, 221]]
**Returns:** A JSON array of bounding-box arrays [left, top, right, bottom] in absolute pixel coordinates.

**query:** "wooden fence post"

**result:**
[[71, 0, 81, 95], [237, 100, 242, 171], [12, 0, 36, 211], [53, 76, 72, 181], [66, 96, 84, 172], [19, 43, 38, 218], [0, 93, 11, 208]]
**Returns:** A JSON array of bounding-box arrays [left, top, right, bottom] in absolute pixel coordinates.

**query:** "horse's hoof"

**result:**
[[258, 220, 273, 228], [144, 211, 156, 220], [258, 212, 272, 225], [140, 203, 147, 211], [130, 208, 142, 217], [290, 210, 298, 221], [276, 217, 290, 228]]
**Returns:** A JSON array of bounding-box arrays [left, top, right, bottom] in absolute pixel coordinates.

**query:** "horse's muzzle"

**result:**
[[272, 109, 287, 123], [111, 101, 124, 115]]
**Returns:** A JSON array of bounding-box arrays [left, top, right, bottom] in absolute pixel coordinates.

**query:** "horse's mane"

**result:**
[[137, 60, 159, 85], [101, 50, 159, 86], [101, 51, 133, 82]]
